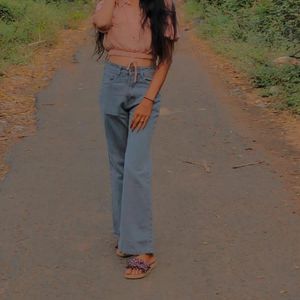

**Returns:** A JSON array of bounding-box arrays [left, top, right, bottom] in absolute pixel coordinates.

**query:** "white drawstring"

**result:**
[[126, 60, 138, 83]]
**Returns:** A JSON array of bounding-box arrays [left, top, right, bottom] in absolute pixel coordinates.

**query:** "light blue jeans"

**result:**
[[98, 61, 161, 254]]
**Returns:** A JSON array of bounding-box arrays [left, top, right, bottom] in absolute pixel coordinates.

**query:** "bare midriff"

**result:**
[[108, 55, 155, 68]]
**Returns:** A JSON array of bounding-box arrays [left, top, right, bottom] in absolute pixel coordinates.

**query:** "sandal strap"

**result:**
[[126, 257, 151, 273]]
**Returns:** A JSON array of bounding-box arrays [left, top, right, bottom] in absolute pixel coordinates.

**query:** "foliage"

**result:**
[[0, 0, 93, 71], [185, 0, 300, 113]]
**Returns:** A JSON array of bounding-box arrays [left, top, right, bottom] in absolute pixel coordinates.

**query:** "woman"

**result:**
[[92, 0, 179, 279]]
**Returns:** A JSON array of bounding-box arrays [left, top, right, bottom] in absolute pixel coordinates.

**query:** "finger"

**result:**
[[130, 114, 139, 130], [131, 115, 142, 131], [136, 118, 145, 131], [135, 115, 146, 131], [140, 115, 150, 131], [141, 117, 149, 130], [133, 116, 143, 131], [136, 120, 144, 132]]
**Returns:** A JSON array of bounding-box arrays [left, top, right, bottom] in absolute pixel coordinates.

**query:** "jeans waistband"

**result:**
[[104, 60, 156, 83]]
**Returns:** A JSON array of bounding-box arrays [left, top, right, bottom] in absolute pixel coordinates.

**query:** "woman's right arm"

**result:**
[[92, 0, 116, 32]]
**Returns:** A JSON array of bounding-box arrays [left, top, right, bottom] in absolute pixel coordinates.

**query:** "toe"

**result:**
[[133, 269, 138, 275], [134, 268, 141, 275]]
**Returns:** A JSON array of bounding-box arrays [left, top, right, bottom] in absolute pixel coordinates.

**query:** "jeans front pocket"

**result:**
[[99, 72, 128, 116], [102, 65, 120, 84], [102, 71, 117, 84], [141, 68, 155, 83]]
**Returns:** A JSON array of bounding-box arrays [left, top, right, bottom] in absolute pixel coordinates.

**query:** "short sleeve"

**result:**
[[164, 0, 180, 41]]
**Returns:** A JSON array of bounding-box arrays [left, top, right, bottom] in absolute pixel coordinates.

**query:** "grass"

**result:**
[[184, 0, 300, 114], [0, 0, 93, 72]]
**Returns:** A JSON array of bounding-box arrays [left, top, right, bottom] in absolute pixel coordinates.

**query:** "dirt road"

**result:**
[[0, 27, 299, 299]]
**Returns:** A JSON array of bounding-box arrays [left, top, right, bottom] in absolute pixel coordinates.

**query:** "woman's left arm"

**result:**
[[130, 0, 179, 131], [144, 61, 172, 102], [130, 61, 172, 131]]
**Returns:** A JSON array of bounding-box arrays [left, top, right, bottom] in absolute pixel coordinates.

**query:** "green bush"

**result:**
[[0, 0, 92, 71], [185, 0, 300, 114]]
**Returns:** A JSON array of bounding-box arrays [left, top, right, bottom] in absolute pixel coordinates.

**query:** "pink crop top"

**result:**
[[93, 0, 180, 60]]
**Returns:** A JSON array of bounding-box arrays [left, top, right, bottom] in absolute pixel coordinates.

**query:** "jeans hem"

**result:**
[[119, 239, 154, 255]]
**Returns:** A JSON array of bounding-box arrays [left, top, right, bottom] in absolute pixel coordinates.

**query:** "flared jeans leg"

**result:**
[[103, 104, 160, 255], [119, 105, 159, 254]]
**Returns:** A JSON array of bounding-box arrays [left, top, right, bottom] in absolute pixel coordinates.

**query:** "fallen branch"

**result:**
[[232, 160, 265, 169], [181, 159, 211, 173], [28, 40, 47, 47], [182, 160, 200, 166]]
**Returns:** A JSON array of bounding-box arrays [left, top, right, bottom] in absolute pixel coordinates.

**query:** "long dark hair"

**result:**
[[94, 0, 178, 64]]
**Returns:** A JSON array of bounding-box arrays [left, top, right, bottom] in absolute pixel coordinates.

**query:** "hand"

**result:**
[[130, 98, 153, 132], [95, 0, 104, 11]]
